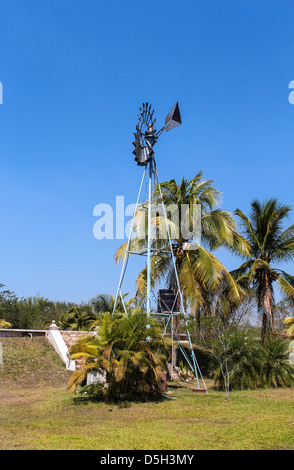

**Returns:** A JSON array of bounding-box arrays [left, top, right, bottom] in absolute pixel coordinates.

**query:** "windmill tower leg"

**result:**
[[113, 167, 147, 315], [146, 159, 153, 335], [155, 168, 207, 391]]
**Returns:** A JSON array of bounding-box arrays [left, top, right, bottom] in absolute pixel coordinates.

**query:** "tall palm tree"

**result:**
[[115, 172, 250, 369], [234, 199, 294, 342], [115, 172, 249, 319]]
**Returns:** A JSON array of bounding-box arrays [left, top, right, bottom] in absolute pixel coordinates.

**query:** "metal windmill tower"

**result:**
[[113, 102, 207, 392]]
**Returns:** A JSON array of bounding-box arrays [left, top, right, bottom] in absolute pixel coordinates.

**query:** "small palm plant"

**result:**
[[208, 329, 294, 391], [283, 317, 294, 340], [211, 329, 264, 391], [260, 336, 294, 388], [90, 293, 134, 315], [67, 311, 170, 401], [0, 319, 12, 328], [59, 306, 97, 331]]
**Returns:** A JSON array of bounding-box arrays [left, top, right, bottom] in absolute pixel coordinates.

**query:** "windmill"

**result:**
[[113, 102, 207, 392]]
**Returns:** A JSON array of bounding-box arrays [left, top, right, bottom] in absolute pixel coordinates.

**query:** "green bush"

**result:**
[[67, 311, 170, 402], [212, 332, 294, 391], [260, 336, 294, 388]]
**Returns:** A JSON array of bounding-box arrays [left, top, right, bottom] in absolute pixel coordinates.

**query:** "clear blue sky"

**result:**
[[0, 0, 293, 303]]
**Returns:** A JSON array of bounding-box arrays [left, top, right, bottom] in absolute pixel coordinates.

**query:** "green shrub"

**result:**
[[212, 330, 264, 391], [260, 336, 294, 388], [67, 311, 170, 402], [212, 332, 294, 391]]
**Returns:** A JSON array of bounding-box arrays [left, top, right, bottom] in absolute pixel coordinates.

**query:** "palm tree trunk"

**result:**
[[261, 312, 267, 344], [261, 276, 274, 343]]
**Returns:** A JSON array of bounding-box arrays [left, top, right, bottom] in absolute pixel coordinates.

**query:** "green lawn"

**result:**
[[0, 337, 294, 450]]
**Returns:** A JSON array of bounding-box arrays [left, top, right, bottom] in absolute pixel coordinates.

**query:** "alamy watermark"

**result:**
[[93, 196, 201, 249]]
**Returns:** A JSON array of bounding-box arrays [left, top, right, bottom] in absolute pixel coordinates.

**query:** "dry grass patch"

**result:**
[[0, 338, 293, 450]]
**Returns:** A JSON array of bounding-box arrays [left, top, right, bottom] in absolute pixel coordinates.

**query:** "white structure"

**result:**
[[46, 321, 75, 371]]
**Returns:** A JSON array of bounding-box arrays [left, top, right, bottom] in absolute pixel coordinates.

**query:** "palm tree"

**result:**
[[209, 329, 294, 390], [283, 317, 294, 340], [260, 336, 294, 388], [90, 293, 133, 315], [115, 172, 250, 369], [234, 199, 294, 342], [67, 311, 169, 401], [0, 319, 12, 328], [115, 172, 249, 321], [211, 328, 264, 392], [59, 306, 97, 331]]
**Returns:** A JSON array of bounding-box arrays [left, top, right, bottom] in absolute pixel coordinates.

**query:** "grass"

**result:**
[[0, 337, 71, 387], [0, 337, 294, 450]]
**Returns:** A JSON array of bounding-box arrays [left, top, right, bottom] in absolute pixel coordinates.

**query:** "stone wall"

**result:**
[[60, 330, 93, 370]]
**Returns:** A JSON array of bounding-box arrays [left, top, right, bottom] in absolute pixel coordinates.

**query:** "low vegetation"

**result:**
[[68, 312, 170, 401], [0, 375, 293, 450], [0, 337, 71, 388], [190, 319, 294, 393]]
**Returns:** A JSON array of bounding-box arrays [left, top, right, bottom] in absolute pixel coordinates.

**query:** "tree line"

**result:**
[[0, 287, 121, 331]]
